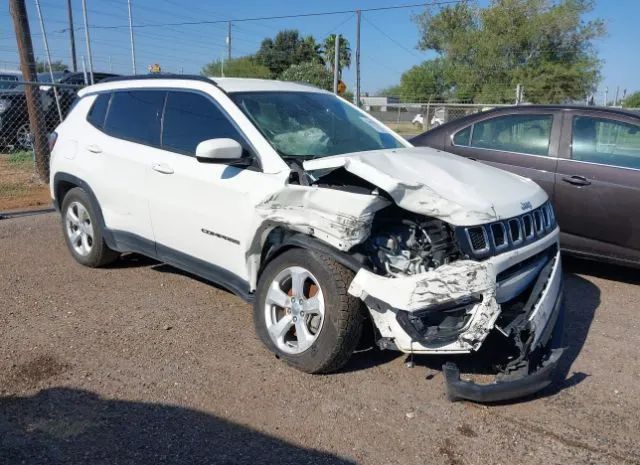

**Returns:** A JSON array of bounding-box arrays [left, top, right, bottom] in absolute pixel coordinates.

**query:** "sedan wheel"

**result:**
[[16, 123, 33, 150]]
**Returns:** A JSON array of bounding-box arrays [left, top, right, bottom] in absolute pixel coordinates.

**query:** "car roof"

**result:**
[[78, 74, 328, 97], [456, 104, 640, 121]]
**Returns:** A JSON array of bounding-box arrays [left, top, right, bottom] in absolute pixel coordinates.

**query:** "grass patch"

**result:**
[[7, 150, 34, 166]]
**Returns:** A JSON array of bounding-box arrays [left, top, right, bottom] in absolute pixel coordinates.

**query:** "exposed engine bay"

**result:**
[[364, 209, 459, 277]]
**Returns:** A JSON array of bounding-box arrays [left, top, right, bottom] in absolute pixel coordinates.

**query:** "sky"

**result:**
[[0, 0, 638, 99]]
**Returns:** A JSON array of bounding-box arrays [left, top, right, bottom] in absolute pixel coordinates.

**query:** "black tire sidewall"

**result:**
[[254, 248, 362, 374]]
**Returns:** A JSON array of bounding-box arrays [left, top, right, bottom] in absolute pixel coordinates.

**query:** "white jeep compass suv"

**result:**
[[50, 75, 565, 402]]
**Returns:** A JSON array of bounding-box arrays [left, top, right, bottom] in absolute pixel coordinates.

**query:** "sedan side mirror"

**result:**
[[195, 138, 244, 163]]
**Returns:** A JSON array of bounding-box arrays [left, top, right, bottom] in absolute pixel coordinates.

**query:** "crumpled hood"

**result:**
[[303, 147, 548, 226]]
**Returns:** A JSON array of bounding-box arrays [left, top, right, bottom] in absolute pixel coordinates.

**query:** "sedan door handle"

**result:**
[[562, 175, 591, 186], [86, 144, 102, 154], [152, 163, 174, 174]]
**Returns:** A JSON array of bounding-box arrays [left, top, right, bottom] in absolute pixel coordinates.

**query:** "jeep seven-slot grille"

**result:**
[[457, 201, 556, 259]]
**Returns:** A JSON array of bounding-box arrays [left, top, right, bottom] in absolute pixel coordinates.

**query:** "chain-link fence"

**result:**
[[0, 78, 83, 213], [365, 102, 512, 137]]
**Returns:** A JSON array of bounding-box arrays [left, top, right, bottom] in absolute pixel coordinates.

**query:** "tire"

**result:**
[[15, 123, 33, 150], [60, 187, 119, 267], [254, 248, 364, 374]]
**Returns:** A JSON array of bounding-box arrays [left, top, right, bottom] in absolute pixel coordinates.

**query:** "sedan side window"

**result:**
[[162, 91, 247, 156], [452, 126, 471, 146], [103, 90, 165, 146], [572, 116, 640, 170], [470, 114, 553, 156]]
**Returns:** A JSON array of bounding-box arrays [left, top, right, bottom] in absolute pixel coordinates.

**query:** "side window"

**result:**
[[572, 116, 640, 170], [87, 93, 110, 129], [104, 90, 165, 146], [470, 114, 553, 156], [162, 91, 246, 156], [452, 126, 471, 146]]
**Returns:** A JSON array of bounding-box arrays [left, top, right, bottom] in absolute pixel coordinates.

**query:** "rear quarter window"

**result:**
[[86, 93, 110, 129]]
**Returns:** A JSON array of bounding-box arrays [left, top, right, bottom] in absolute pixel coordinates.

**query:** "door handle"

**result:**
[[561, 175, 591, 186], [86, 144, 102, 154], [152, 163, 174, 174]]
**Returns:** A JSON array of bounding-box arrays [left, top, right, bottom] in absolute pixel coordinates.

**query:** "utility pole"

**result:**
[[127, 0, 137, 74], [614, 86, 620, 107], [227, 21, 232, 61], [333, 34, 340, 94], [355, 10, 361, 107], [66, 0, 77, 71], [81, 0, 94, 84], [9, 0, 49, 182], [603, 87, 608, 107]]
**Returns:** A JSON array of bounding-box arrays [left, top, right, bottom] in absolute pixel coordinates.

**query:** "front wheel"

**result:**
[[254, 248, 364, 374]]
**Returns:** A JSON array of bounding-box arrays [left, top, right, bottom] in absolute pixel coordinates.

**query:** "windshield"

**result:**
[[230, 91, 405, 158], [0, 75, 19, 90]]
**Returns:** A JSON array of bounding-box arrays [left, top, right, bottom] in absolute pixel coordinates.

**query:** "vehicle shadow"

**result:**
[[562, 255, 640, 285], [0, 387, 355, 465]]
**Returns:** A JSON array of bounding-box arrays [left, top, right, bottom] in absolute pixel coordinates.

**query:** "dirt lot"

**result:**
[[0, 152, 50, 211], [1, 213, 640, 465]]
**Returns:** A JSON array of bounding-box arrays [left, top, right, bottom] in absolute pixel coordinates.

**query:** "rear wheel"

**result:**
[[254, 248, 364, 374], [61, 187, 119, 267]]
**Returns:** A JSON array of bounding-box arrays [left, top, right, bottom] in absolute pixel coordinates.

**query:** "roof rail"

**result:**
[[100, 74, 216, 85]]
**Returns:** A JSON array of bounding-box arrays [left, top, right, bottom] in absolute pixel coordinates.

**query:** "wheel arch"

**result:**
[[257, 228, 365, 283], [52, 172, 116, 249]]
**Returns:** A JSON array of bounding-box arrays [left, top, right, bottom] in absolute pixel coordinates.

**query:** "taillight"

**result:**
[[48, 131, 58, 152]]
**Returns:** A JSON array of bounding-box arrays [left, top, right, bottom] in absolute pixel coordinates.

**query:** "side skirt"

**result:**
[[108, 229, 254, 302]]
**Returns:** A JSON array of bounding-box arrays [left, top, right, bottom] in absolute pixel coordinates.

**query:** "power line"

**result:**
[[53, 1, 461, 31], [362, 15, 423, 59]]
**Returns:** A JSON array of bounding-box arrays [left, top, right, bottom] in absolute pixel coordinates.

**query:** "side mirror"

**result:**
[[195, 138, 244, 163]]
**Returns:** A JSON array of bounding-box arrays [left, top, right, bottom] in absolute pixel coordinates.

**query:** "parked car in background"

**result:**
[[0, 71, 118, 150], [411, 105, 640, 267], [39, 71, 119, 120]]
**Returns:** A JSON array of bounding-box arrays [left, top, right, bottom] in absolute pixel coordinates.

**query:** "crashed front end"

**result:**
[[273, 149, 566, 402], [348, 202, 564, 402]]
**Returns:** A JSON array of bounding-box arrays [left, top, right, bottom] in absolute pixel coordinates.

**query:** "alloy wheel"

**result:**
[[264, 266, 325, 354], [65, 201, 94, 257]]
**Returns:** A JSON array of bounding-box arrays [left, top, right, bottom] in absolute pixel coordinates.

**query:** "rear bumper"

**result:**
[[443, 286, 565, 403]]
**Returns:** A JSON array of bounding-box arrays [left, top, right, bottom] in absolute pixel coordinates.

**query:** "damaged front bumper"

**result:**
[[443, 286, 564, 402], [348, 228, 564, 402]]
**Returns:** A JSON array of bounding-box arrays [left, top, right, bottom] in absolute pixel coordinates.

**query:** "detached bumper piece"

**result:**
[[443, 278, 565, 403], [443, 347, 564, 403]]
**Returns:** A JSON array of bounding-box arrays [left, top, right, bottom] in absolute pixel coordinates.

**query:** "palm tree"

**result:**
[[323, 34, 351, 78]]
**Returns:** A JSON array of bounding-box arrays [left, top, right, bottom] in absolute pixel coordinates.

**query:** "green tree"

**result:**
[[255, 30, 323, 77], [201, 56, 271, 79], [623, 91, 640, 108], [35, 59, 68, 73], [378, 85, 402, 97], [413, 0, 606, 103], [323, 34, 351, 78], [279, 62, 333, 91], [398, 59, 451, 101]]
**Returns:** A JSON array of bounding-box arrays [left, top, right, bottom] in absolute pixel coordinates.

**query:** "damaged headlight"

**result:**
[[396, 295, 482, 344]]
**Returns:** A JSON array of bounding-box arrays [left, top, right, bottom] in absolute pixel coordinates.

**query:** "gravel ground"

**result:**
[[1, 213, 639, 465]]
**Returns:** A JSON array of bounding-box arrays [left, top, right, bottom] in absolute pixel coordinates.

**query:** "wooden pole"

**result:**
[[9, 0, 49, 182]]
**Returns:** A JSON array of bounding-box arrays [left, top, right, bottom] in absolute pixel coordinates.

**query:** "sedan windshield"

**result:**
[[230, 91, 405, 158]]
